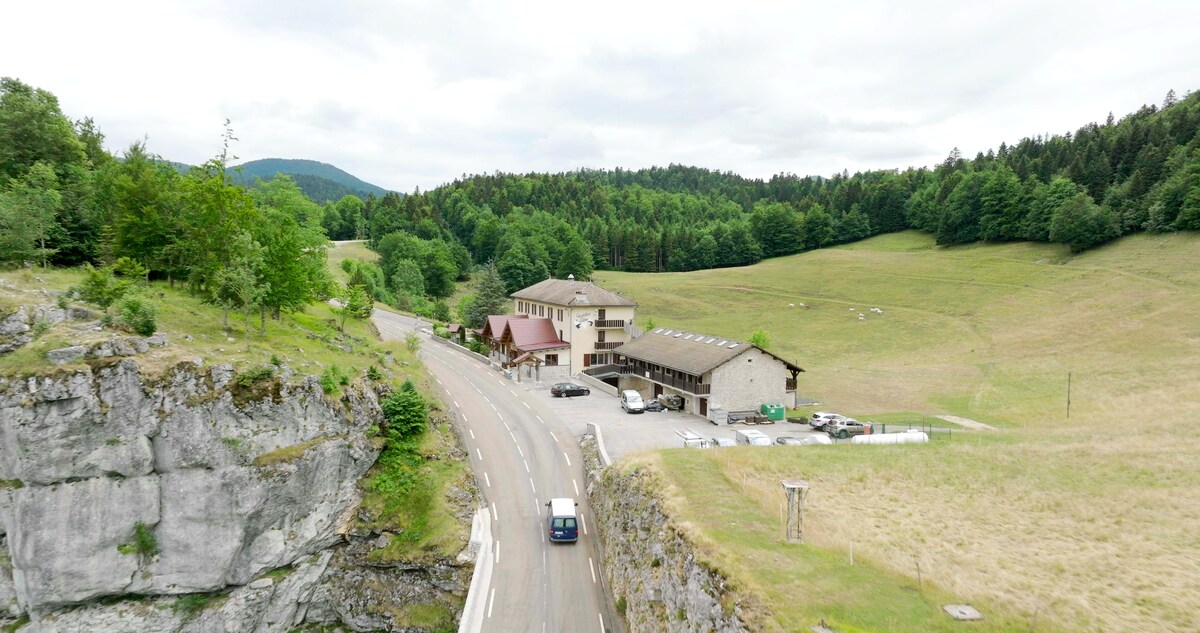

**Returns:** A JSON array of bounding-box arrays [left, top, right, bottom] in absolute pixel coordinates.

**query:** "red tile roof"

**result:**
[[501, 318, 569, 353]]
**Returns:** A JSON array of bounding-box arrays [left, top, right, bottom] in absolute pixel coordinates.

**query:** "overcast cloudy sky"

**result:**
[[5, 0, 1198, 191]]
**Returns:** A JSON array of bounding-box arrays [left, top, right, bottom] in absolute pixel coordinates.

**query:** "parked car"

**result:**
[[825, 418, 871, 439], [711, 437, 737, 447], [620, 389, 645, 413], [775, 436, 807, 446], [809, 412, 846, 431], [550, 382, 590, 397], [645, 399, 667, 412]]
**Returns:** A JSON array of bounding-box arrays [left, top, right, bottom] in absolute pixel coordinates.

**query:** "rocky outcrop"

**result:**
[[0, 304, 95, 355], [583, 435, 749, 633], [0, 357, 388, 627]]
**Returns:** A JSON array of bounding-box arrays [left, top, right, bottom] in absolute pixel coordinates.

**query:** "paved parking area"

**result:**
[[510, 377, 827, 459]]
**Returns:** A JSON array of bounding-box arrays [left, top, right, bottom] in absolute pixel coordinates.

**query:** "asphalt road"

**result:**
[[372, 309, 621, 633]]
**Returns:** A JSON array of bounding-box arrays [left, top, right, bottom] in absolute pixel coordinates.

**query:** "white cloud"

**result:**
[[3, 0, 1197, 191]]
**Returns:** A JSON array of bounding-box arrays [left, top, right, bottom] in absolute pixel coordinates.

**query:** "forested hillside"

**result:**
[[350, 89, 1198, 279], [233, 158, 390, 201], [3, 75, 1198, 331]]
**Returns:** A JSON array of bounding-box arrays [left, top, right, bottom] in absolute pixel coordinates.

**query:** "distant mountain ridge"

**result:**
[[231, 158, 392, 204]]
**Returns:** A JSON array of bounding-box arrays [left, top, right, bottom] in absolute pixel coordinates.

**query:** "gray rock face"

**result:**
[[0, 359, 383, 613], [582, 435, 748, 633], [7, 476, 160, 608], [45, 346, 86, 365]]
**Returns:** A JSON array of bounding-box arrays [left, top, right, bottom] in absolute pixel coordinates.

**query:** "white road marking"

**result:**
[[503, 421, 511, 431], [509, 389, 517, 397], [589, 557, 596, 584], [469, 429, 475, 439], [598, 613, 604, 631], [496, 411, 504, 420], [453, 400, 459, 408], [436, 378, 442, 384], [529, 478, 536, 494], [549, 431, 558, 442], [516, 444, 523, 457], [581, 513, 588, 535], [523, 401, 531, 410], [491, 502, 497, 521], [495, 540, 500, 564], [563, 452, 571, 466], [536, 415, 545, 425], [476, 448, 483, 461], [484, 472, 491, 488], [462, 414, 468, 422], [487, 587, 496, 618], [573, 479, 579, 496], [523, 459, 530, 473]]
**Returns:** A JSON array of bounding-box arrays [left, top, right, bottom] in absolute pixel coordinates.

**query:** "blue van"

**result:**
[[546, 497, 579, 543]]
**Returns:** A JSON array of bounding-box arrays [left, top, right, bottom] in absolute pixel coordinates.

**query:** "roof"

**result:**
[[510, 278, 637, 307], [480, 314, 527, 339], [447, 324, 462, 333], [501, 317, 569, 353], [611, 328, 805, 376]]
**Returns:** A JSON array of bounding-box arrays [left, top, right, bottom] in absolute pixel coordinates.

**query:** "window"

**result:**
[[598, 308, 606, 320], [597, 330, 606, 343], [552, 517, 576, 529], [544, 354, 558, 366], [558, 308, 563, 321], [539, 305, 544, 317]]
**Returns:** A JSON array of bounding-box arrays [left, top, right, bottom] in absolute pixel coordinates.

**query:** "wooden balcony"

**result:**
[[619, 365, 710, 395], [594, 319, 626, 328], [594, 341, 623, 350]]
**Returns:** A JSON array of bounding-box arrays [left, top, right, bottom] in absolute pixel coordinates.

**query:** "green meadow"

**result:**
[[597, 232, 1200, 633]]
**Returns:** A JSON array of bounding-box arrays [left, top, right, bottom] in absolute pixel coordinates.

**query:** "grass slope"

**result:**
[[596, 231, 1200, 633]]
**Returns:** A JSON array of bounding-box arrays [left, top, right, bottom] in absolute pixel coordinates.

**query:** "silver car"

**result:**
[[809, 412, 846, 431]]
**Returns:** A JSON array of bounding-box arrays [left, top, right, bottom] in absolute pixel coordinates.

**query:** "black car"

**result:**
[[645, 399, 666, 412], [550, 382, 590, 397]]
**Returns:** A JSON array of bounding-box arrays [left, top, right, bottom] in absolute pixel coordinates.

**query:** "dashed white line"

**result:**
[[495, 540, 500, 564], [563, 452, 571, 466], [468, 429, 475, 439], [581, 513, 588, 535], [529, 478, 536, 494], [516, 444, 524, 457], [453, 400, 459, 408], [523, 459, 530, 473], [476, 448, 483, 461], [589, 557, 596, 584], [536, 415, 545, 425], [598, 613, 604, 631], [487, 587, 496, 618], [573, 479, 579, 496], [549, 431, 558, 442], [509, 389, 517, 397], [523, 401, 531, 410], [462, 414, 469, 422], [484, 472, 491, 488], [491, 502, 497, 521]]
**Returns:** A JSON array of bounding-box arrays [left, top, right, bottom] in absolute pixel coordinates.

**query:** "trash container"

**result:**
[[759, 403, 786, 421]]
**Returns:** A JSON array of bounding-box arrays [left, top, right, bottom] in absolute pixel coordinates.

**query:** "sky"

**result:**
[[4, 0, 1199, 192]]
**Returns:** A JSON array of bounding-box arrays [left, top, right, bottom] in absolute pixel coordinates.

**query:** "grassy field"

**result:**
[[596, 231, 1200, 633]]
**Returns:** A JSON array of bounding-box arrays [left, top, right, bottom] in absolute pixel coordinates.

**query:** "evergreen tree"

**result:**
[[465, 261, 508, 328], [555, 235, 595, 279]]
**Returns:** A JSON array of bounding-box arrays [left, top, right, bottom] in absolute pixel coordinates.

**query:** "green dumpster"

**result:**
[[760, 403, 786, 421]]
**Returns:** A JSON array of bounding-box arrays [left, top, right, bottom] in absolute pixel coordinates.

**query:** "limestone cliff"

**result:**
[[0, 351, 472, 632]]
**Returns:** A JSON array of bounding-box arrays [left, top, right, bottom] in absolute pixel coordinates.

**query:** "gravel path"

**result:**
[[935, 415, 996, 431]]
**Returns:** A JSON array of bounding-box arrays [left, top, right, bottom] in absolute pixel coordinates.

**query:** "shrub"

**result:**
[[120, 296, 157, 336], [381, 380, 428, 443], [405, 332, 421, 352], [31, 320, 50, 339], [79, 264, 130, 312], [110, 256, 148, 281], [270, 353, 282, 366], [118, 521, 159, 558], [235, 365, 275, 387], [320, 366, 339, 393], [56, 294, 69, 310], [366, 365, 383, 381], [616, 595, 627, 615]]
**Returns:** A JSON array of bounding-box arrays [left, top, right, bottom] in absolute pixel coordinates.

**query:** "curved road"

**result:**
[[372, 309, 622, 633]]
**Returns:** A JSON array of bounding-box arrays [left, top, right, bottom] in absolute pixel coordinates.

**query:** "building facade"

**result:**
[[509, 277, 638, 376], [604, 328, 803, 417]]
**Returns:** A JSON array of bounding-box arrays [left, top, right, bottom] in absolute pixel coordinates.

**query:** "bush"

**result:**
[[110, 256, 148, 281], [118, 521, 159, 558], [381, 380, 428, 443], [79, 264, 130, 312], [235, 365, 275, 387], [366, 365, 383, 381], [119, 296, 157, 336], [320, 365, 352, 393]]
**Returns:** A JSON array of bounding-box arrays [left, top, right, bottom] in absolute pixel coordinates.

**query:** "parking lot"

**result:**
[[513, 378, 830, 459]]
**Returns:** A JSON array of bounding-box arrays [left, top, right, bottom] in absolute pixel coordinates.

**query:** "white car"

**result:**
[[809, 412, 846, 431]]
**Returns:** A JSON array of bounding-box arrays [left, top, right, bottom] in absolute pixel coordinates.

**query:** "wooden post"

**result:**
[[781, 480, 810, 543]]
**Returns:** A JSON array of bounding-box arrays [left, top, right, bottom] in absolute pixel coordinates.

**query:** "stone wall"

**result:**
[[708, 348, 787, 413], [581, 435, 748, 633]]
